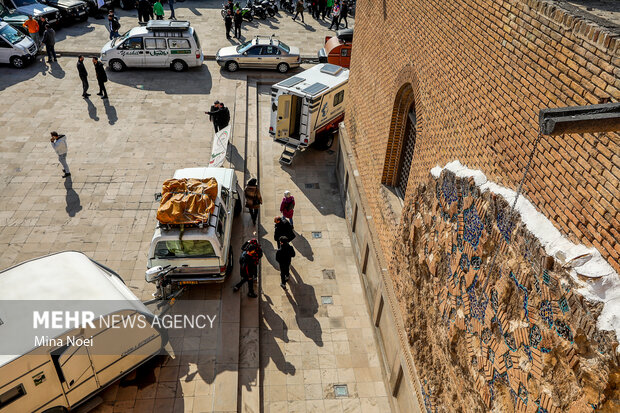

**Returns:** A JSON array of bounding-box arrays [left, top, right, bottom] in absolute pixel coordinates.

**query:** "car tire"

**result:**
[[234, 198, 241, 217], [109, 59, 126, 72], [226, 61, 239, 72], [226, 250, 233, 276], [10, 56, 25, 69], [171, 59, 187, 72], [277, 62, 289, 73]]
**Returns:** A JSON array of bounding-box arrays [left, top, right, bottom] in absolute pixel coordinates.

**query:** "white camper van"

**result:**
[[0, 252, 164, 413], [146, 167, 240, 288], [269, 63, 349, 164]]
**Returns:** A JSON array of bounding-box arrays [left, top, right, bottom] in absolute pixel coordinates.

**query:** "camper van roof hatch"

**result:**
[[147, 20, 190, 31], [302, 82, 329, 95], [279, 76, 304, 88], [320, 64, 343, 76]]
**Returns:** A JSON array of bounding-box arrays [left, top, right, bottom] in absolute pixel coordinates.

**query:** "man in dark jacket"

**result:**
[[206, 100, 221, 133], [233, 242, 262, 298], [276, 236, 295, 290], [224, 10, 233, 39], [107, 12, 121, 40], [233, 8, 243, 39], [218, 102, 231, 129], [77, 55, 90, 98], [93, 57, 108, 99], [137, 0, 151, 23], [274, 216, 295, 247], [339, 0, 349, 28], [41, 24, 56, 63]]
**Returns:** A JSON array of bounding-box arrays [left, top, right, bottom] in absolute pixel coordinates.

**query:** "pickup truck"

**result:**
[[0, 0, 61, 27]]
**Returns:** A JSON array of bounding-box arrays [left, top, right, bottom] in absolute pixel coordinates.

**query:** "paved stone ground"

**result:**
[[54, 0, 355, 56], [256, 86, 391, 413]]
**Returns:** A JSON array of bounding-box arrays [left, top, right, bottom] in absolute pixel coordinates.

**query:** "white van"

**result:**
[[100, 20, 204, 72], [147, 167, 241, 287], [0, 21, 37, 68], [0, 252, 165, 413]]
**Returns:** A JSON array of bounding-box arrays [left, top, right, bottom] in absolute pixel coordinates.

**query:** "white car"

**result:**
[[100, 20, 204, 72], [0, 21, 37, 68]]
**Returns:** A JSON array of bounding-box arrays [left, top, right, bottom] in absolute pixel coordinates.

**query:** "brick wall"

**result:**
[[345, 0, 620, 274]]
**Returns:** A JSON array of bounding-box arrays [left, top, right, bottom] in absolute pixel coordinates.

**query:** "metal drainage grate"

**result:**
[[321, 296, 334, 305], [323, 269, 335, 279], [334, 384, 348, 397], [305, 183, 320, 189], [312, 231, 322, 239]]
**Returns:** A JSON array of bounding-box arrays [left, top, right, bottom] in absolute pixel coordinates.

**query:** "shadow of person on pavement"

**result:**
[[291, 232, 314, 261], [285, 266, 323, 347], [64, 176, 82, 217], [258, 223, 278, 268], [260, 293, 296, 375], [48, 60, 65, 79], [85, 98, 99, 121], [103, 98, 118, 125]]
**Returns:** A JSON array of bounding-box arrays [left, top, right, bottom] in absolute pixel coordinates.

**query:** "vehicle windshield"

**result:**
[[12, 0, 37, 7], [111, 30, 131, 47], [235, 40, 252, 53], [154, 240, 217, 259], [0, 24, 25, 45], [278, 41, 290, 53]]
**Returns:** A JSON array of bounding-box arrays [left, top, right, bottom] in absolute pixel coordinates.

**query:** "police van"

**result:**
[[100, 20, 204, 72]]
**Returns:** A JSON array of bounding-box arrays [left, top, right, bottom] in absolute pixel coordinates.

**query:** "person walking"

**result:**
[[292, 0, 304, 23], [244, 178, 262, 225], [154, 0, 165, 19], [206, 100, 221, 133], [328, 1, 340, 30], [218, 102, 231, 129], [168, 0, 176, 19], [93, 57, 108, 99], [233, 8, 243, 39], [23, 16, 40, 48], [339, 0, 348, 28], [318, 0, 326, 19], [77, 55, 90, 98], [41, 24, 56, 63], [324, 0, 333, 19], [224, 9, 233, 39], [107, 12, 121, 40], [274, 216, 295, 248], [280, 190, 295, 228], [233, 240, 262, 298], [50, 132, 71, 179], [276, 236, 295, 290]]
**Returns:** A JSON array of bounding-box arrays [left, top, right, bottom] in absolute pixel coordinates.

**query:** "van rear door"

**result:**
[[276, 94, 293, 139], [54, 342, 98, 406]]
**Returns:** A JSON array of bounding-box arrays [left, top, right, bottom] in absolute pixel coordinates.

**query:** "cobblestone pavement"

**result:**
[[256, 86, 391, 412], [53, 0, 354, 56]]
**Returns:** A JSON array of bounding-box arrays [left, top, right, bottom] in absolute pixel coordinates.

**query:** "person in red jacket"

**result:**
[[280, 191, 295, 228]]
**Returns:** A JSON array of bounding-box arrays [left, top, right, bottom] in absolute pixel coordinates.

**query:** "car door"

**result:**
[[261, 45, 280, 69], [117, 36, 145, 67], [241, 45, 263, 68], [144, 37, 168, 67], [0, 36, 12, 64]]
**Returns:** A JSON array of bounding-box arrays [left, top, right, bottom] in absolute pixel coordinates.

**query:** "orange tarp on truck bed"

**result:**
[[156, 178, 218, 225]]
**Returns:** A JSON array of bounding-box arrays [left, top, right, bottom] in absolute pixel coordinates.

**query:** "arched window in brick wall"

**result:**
[[382, 83, 417, 199]]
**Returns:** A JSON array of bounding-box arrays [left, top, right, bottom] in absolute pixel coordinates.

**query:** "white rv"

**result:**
[[0, 252, 164, 413], [146, 167, 240, 288], [269, 63, 349, 164]]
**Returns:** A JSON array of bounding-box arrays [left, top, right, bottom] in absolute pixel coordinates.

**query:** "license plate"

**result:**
[[79, 11, 86, 15], [179, 281, 199, 285]]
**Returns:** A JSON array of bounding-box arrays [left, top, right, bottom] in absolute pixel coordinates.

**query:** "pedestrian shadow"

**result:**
[[260, 294, 295, 375], [291, 231, 314, 261], [188, 7, 202, 16], [227, 142, 244, 172], [285, 266, 323, 346], [64, 176, 82, 217], [48, 60, 65, 79], [85, 97, 99, 121], [258, 223, 278, 268], [103, 98, 118, 125]]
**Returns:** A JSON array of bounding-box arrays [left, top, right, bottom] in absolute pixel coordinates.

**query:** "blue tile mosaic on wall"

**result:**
[[463, 204, 484, 248]]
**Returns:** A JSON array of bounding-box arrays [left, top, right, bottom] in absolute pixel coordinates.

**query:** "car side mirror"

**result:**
[[243, 51, 247, 55]]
